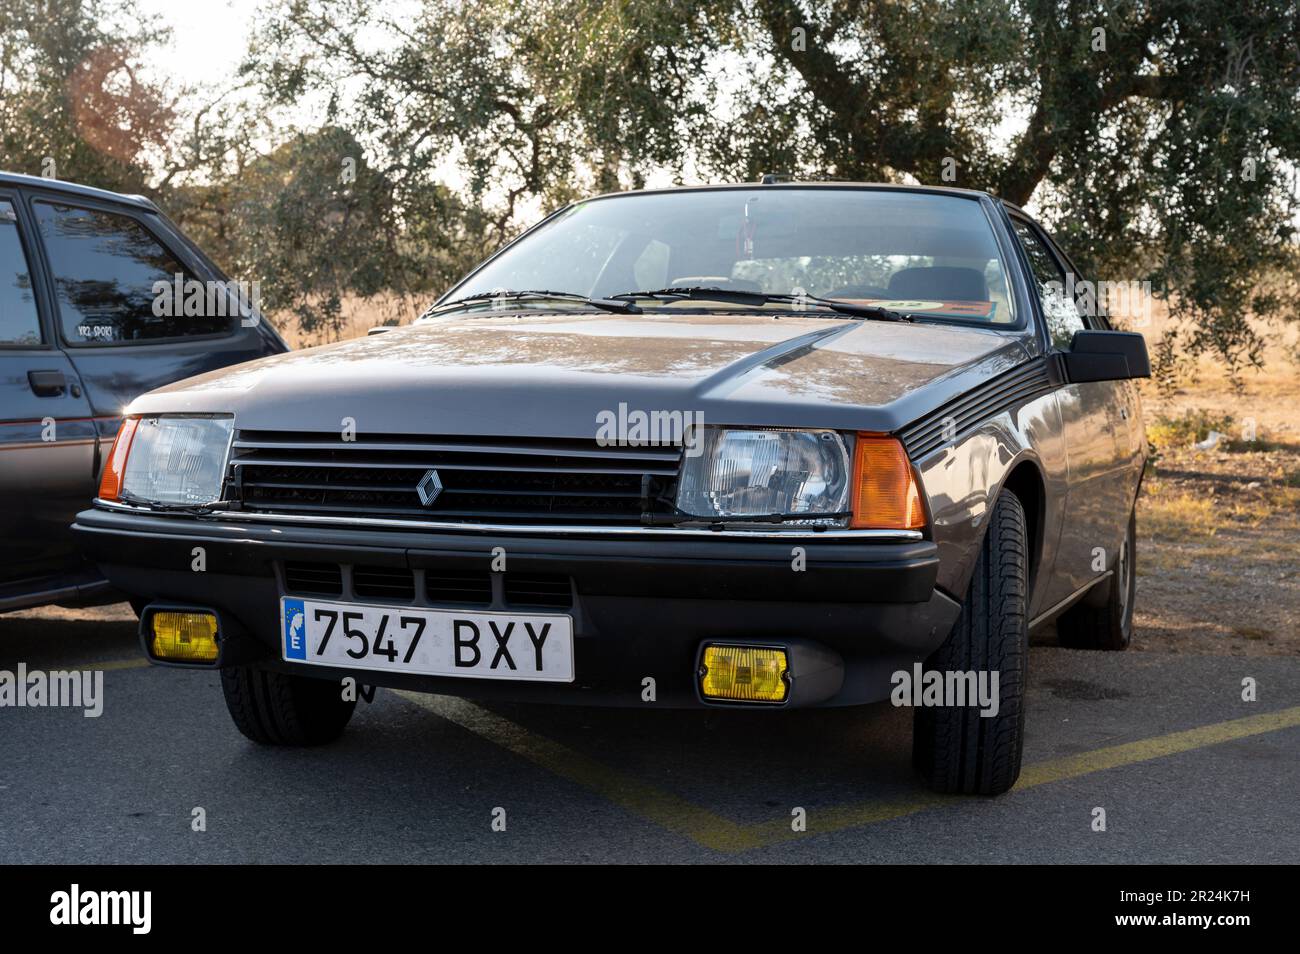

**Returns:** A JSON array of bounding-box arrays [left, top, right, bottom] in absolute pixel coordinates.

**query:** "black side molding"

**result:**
[[899, 359, 1055, 460]]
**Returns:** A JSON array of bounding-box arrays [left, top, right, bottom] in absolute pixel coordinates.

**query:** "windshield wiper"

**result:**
[[611, 287, 913, 322], [429, 289, 640, 316], [612, 286, 773, 307]]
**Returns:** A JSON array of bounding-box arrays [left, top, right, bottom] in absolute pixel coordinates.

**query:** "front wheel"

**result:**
[[220, 666, 356, 746], [913, 491, 1028, 796]]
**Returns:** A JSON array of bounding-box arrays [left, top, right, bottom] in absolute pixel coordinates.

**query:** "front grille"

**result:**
[[284, 561, 343, 596], [228, 430, 681, 525], [280, 560, 572, 608], [353, 565, 416, 601], [504, 573, 573, 608], [425, 570, 493, 604]]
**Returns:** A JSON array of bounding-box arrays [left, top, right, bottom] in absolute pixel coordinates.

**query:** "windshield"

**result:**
[[440, 188, 1017, 324]]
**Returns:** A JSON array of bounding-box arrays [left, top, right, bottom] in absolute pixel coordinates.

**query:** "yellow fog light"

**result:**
[[699, 644, 789, 703], [150, 611, 220, 663]]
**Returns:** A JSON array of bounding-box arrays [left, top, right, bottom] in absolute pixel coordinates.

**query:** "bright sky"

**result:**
[[137, 0, 262, 90]]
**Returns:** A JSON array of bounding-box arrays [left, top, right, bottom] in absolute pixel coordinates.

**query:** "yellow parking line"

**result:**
[[0, 656, 148, 672], [749, 704, 1300, 847], [395, 691, 762, 852], [1015, 704, 1300, 788], [396, 692, 1300, 853], [66, 660, 1300, 849], [747, 793, 954, 846], [91, 658, 151, 672]]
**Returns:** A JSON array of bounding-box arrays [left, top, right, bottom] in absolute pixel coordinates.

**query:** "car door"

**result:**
[[0, 191, 100, 603], [25, 191, 285, 471], [1036, 228, 1145, 475], [1010, 215, 1135, 609]]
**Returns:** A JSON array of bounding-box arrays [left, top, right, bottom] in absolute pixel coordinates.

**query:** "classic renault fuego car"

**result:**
[[73, 183, 1148, 795]]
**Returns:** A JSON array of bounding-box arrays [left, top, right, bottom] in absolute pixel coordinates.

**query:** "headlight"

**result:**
[[113, 415, 234, 506], [675, 427, 851, 521]]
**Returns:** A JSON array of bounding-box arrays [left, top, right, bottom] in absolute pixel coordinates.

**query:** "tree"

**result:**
[[245, 0, 1299, 381], [0, 0, 453, 339], [181, 125, 461, 337], [0, 0, 172, 192]]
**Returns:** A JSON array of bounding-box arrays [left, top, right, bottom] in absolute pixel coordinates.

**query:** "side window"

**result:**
[[1012, 219, 1085, 349], [33, 201, 232, 345], [0, 199, 42, 346]]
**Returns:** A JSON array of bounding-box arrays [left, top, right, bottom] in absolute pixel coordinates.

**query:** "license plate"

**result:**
[[280, 597, 574, 682]]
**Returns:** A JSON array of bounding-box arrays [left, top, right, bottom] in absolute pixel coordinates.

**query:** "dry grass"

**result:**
[[276, 292, 429, 350], [1131, 318, 1300, 655]]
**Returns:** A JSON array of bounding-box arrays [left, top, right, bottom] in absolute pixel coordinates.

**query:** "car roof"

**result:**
[[0, 171, 1005, 215], [0, 170, 158, 212], [585, 181, 996, 203]]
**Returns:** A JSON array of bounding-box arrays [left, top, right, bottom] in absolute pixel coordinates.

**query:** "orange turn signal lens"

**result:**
[[98, 417, 138, 501], [850, 434, 925, 530]]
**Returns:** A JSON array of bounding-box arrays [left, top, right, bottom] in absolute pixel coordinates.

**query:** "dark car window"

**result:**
[[0, 199, 42, 346], [33, 200, 232, 345], [1011, 218, 1085, 349]]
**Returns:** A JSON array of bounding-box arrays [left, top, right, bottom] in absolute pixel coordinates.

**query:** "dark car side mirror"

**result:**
[[1058, 330, 1151, 383]]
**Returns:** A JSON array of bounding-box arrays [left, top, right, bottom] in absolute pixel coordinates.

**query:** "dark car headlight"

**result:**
[[675, 427, 851, 521]]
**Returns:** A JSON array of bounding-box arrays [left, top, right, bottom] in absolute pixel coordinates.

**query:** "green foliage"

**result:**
[[1147, 408, 1234, 449], [220, 129, 398, 335], [1147, 407, 1291, 454]]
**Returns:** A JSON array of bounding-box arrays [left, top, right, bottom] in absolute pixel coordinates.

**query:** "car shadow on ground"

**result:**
[[0, 612, 141, 667]]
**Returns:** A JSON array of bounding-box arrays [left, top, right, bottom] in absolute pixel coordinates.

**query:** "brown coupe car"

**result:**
[[73, 183, 1148, 795]]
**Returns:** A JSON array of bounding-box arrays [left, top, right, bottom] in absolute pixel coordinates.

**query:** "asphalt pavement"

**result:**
[[1, 609, 1297, 863]]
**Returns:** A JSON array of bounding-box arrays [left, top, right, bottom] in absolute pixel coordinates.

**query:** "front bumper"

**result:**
[[73, 506, 960, 707]]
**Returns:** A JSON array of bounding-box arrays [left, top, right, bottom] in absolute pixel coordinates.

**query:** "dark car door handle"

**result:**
[[28, 370, 67, 397]]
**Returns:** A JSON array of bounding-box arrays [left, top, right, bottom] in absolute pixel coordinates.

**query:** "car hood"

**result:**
[[132, 311, 1031, 436]]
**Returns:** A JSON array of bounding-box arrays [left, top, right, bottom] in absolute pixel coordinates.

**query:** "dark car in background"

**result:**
[[74, 183, 1148, 795], [0, 172, 286, 612]]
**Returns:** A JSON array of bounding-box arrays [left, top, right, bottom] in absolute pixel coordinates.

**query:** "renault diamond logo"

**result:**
[[416, 469, 443, 506]]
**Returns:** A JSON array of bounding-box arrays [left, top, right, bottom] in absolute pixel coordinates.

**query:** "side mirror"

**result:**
[[1058, 330, 1150, 383]]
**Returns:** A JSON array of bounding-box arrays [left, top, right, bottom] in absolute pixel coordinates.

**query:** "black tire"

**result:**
[[913, 491, 1028, 796], [220, 665, 356, 746], [1056, 509, 1136, 651]]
